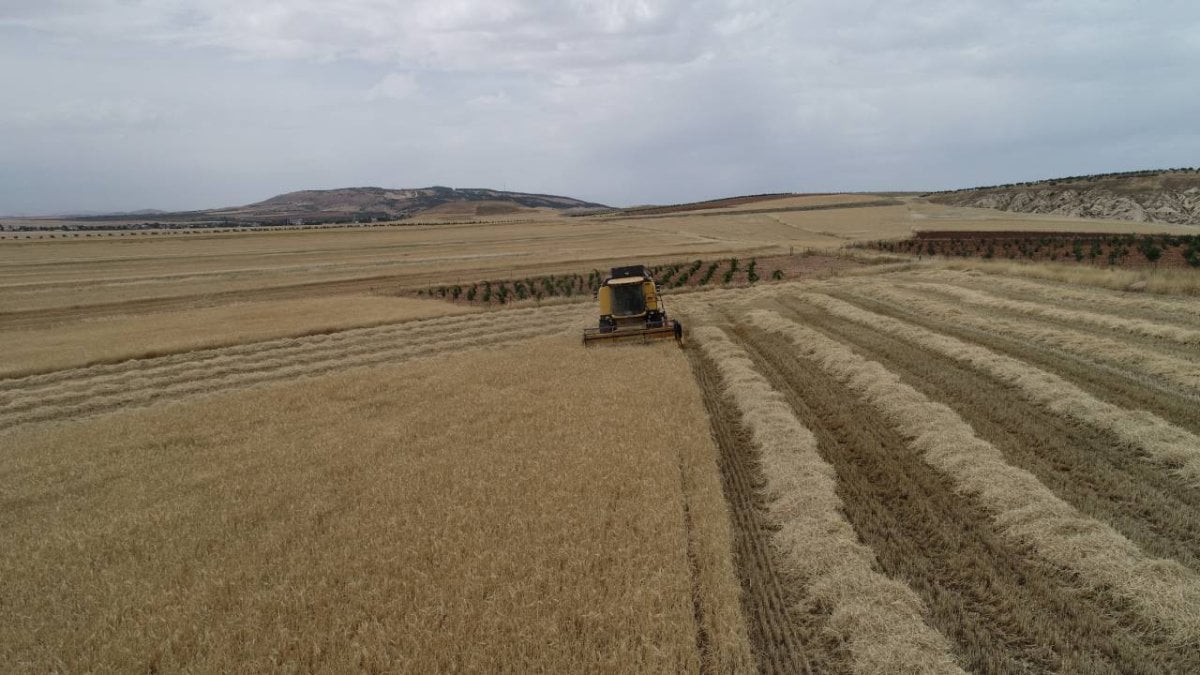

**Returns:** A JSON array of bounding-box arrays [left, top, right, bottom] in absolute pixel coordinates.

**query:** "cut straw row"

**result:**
[[851, 283, 1200, 394], [918, 270, 1200, 324], [0, 321, 570, 430], [800, 292, 1200, 483], [903, 281, 1200, 345], [748, 309, 1200, 645], [694, 325, 964, 674]]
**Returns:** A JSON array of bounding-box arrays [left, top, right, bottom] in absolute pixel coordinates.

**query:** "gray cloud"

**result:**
[[2, 0, 1198, 213]]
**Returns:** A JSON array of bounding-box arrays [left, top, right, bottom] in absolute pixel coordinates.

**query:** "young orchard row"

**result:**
[[865, 233, 1200, 268], [417, 258, 785, 305]]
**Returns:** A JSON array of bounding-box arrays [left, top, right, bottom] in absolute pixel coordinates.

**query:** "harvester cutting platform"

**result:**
[[583, 265, 683, 346]]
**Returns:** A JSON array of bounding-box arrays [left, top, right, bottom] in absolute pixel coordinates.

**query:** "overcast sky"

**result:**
[[2, 1, 1198, 214]]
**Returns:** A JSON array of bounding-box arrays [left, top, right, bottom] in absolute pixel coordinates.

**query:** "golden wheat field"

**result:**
[[3, 195, 1199, 672]]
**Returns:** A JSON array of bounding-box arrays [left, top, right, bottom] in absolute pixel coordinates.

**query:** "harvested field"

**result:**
[[909, 269, 1200, 326], [6, 206, 1200, 672], [693, 326, 962, 674], [848, 282, 1200, 397], [674, 266, 1200, 672], [927, 258, 1200, 296]]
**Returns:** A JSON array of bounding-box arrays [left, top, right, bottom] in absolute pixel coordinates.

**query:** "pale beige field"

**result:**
[[3, 196, 1187, 321], [672, 267, 1200, 671], [0, 295, 481, 377], [3, 195, 1199, 672], [0, 335, 752, 672]]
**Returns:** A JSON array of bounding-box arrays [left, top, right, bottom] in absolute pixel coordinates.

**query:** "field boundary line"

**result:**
[[749, 309, 1200, 645], [694, 325, 964, 673]]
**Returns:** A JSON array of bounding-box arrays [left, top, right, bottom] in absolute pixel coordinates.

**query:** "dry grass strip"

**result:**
[[749, 309, 1200, 645], [903, 281, 1200, 345], [851, 282, 1200, 395], [694, 325, 964, 674], [800, 292, 1200, 483]]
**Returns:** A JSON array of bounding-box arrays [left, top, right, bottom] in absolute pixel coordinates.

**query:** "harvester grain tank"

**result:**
[[582, 265, 683, 346]]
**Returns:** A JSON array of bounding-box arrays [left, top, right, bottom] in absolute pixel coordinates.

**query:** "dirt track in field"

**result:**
[[0, 304, 586, 430]]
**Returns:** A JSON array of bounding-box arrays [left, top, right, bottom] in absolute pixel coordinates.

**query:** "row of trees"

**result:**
[[418, 273, 592, 304], [870, 234, 1200, 268], [418, 257, 787, 305]]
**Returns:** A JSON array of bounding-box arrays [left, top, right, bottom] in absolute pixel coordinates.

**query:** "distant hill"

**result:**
[[927, 169, 1200, 226], [73, 186, 607, 225]]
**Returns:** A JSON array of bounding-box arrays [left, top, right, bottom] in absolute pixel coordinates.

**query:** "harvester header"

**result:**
[[582, 264, 683, 346]]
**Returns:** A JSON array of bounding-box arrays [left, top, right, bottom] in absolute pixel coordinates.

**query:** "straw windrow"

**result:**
[[849, 282, 1200, 394], [903, 281, 1200, 345], [749, 309, 1200, 645], [798, 292, 1200, 483], [694, 325, 964, 674]]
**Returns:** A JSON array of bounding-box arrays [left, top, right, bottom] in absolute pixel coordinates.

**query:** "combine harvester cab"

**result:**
[[583, 265, 683, 346]]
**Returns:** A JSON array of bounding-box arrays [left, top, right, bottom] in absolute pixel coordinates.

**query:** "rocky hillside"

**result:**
[[927, 169, 1200, 226]]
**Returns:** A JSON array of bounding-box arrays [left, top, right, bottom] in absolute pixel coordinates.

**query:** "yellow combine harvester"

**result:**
[[582, 265, 683, 346]]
